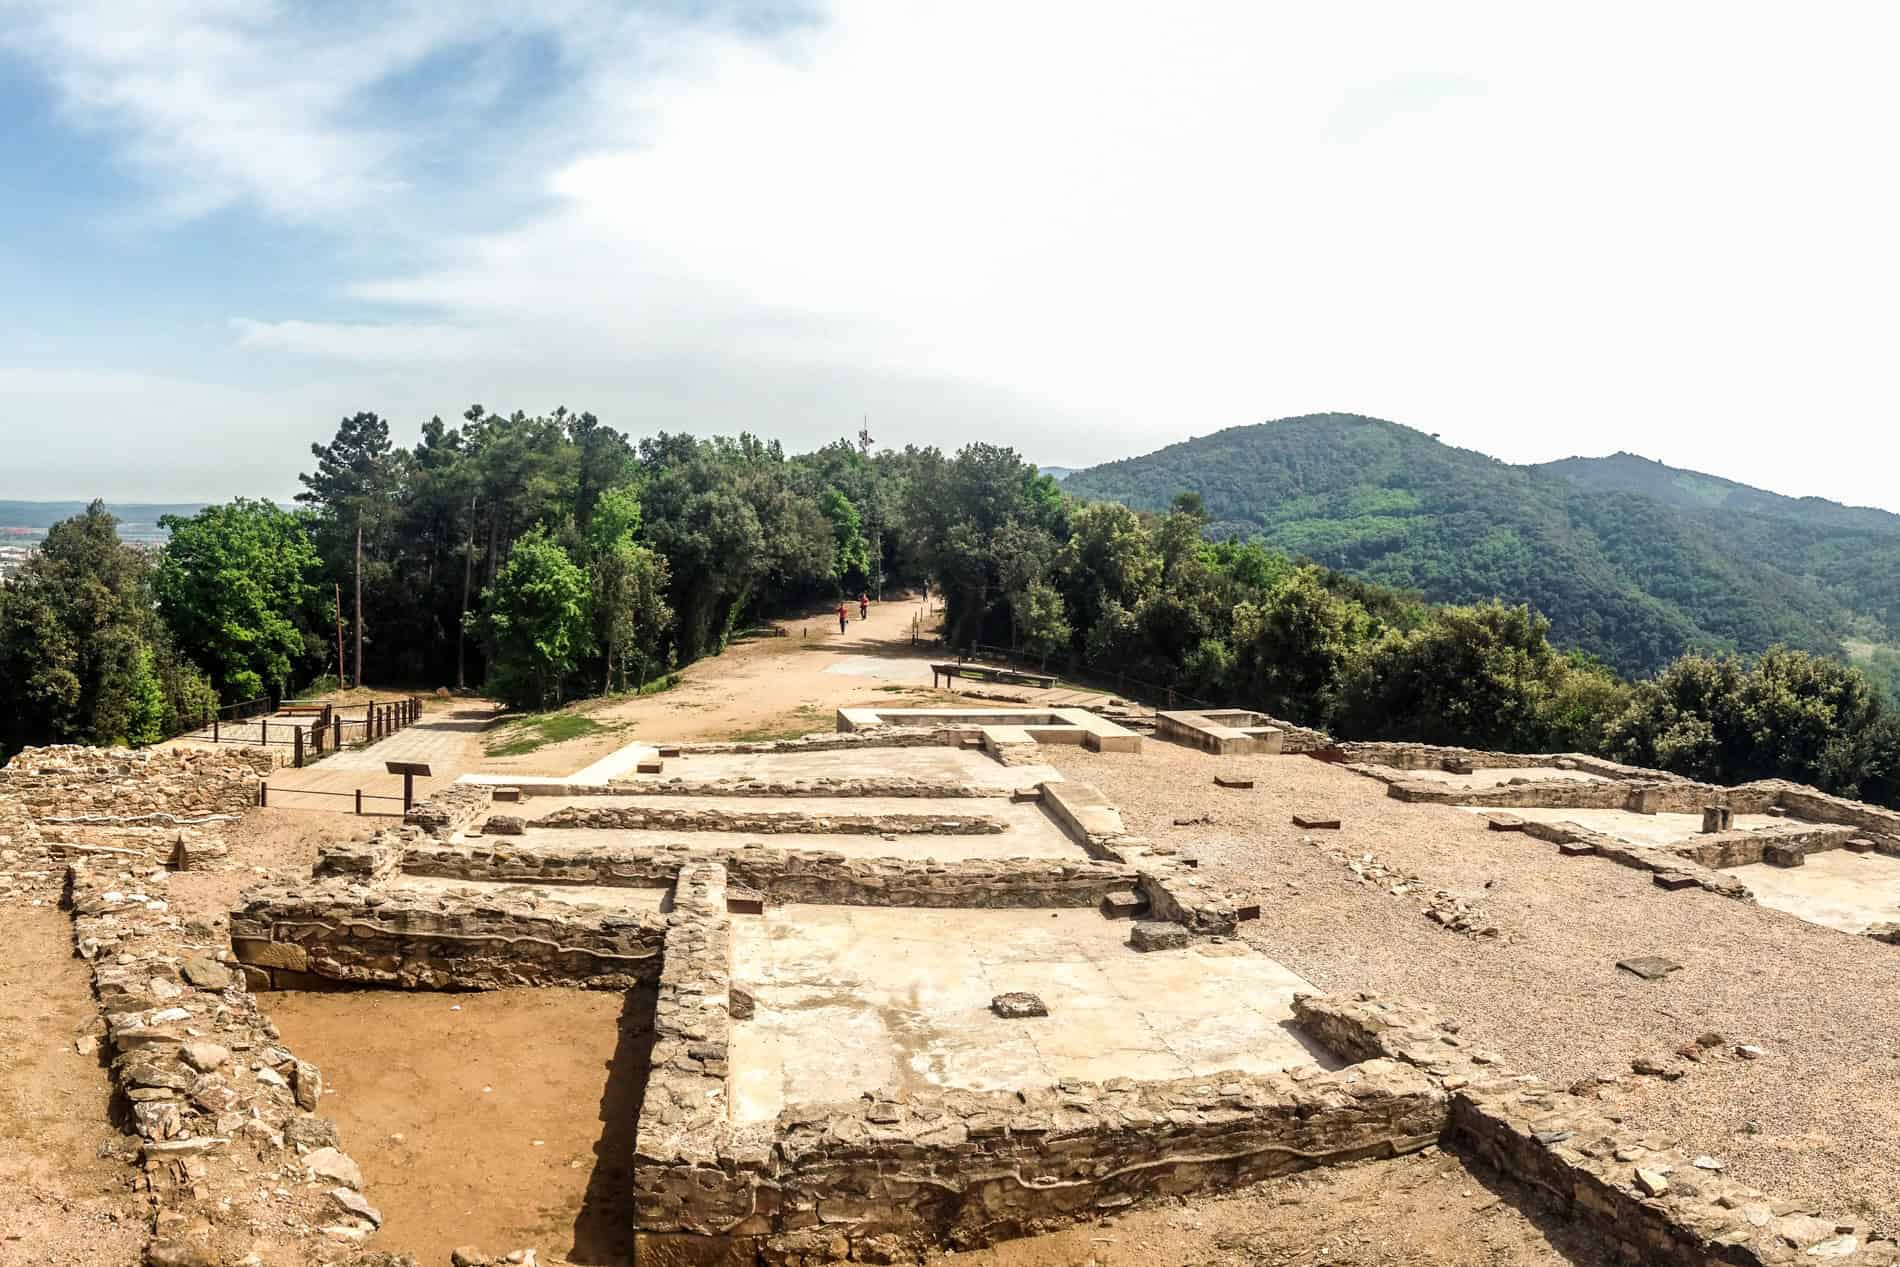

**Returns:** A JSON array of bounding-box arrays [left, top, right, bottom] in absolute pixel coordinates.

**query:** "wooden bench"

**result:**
[[930, 662, 1057, 690]]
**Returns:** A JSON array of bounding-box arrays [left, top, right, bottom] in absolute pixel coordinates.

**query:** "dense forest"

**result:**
[[6, 406, 1900, 811], [1062, 413, 1900, 680]]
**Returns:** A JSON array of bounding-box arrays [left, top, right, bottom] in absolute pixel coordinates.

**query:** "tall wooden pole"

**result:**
[[334, 582, 346, 690]]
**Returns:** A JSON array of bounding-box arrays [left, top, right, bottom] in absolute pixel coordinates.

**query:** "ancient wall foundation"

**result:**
[[229, 881, 667, 991], [528, 802, 1008, 835]]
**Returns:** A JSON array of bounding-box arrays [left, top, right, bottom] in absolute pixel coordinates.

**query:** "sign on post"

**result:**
[[384, 760, 432, 813]]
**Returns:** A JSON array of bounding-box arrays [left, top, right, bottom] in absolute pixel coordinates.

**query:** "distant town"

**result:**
[[0, 503, 201, 579]]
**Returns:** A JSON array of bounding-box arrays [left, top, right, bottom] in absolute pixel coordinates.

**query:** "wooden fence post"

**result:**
[[260, 718, 268, 746], [354, 788, 362, 815], [333, 716, 342, 750], [293, 726, 304, 768], [258, 783, 268, 807]]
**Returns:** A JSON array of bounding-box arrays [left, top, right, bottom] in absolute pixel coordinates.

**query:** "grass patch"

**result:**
[[485, 712, 614, 757]]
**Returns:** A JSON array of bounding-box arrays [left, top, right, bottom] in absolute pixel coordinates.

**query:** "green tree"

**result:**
[[155, 499, 321, 700], [1230, 567, 1372, 722], [473, 527, 591, 710], [297, 412, 397, 686], [585, 485, 675, 691]]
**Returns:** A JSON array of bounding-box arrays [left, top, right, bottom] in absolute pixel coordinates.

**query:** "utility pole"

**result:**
[[858, 418, 882, 600], [334, 582, 346, 690], [353, 518, 364, 690]]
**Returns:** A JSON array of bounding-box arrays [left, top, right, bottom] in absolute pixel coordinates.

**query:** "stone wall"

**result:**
[[1329, 744, 1650, 780], [66, 861, 393, 1266], [403, 781, 494, 838], [229, 881, 666, 991], [530, 803, 1008, 836], [0, 743, 266, 822], [1292, 993, 1895, 1267], [399, 839, 1138, 910], [673, 728, 960, 756]]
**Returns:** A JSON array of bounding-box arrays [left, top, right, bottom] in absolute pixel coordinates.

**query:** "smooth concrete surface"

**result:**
[[727, 906, 1332, 1124], [614, 746, 1060, 789], [1460, 805, 1785, 846], [820, 653, 935, 682], [493, 818, 1087, 862], [1728, 850, 1900, 934], [387, 874, 669, 913], [1410, 767, 1609, 788]]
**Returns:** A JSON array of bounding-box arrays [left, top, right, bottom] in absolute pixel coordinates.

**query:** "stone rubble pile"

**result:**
[[1308, 837, 1499, 939]]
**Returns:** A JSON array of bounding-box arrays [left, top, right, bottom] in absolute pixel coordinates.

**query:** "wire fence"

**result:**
[[254, 783, 409, 817]]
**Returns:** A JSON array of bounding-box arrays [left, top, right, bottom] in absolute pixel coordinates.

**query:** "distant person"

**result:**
[[838, 602, 848, 634], [858, 592, 869, 621]]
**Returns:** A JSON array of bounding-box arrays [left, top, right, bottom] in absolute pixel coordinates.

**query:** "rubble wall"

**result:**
[[1292, 993, 1896, 1267], [531, 803, 1007, 835], [229, 882, 666, 990], [0, 744, 266, 822], [398, 840, 1137, 909], [403, 781, 494, 838]]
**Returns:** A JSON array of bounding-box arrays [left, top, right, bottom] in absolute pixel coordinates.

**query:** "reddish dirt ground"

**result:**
[[0, 904, 146, 1267], [261, 986, 655, 1267]]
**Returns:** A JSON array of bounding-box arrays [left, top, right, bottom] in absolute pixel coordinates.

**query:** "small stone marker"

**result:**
[[1762, 843, 1805, 868], [658, 745, 682, 758], [636, 757, 665, 775], [1291, 814, 1340, 830], [1485, 813, 1526, 832], [1700, 805, 1734, 833], [1443, 759, 1475, 776], [484, 815, 525, 836], [1846, 837, 1877, 853], [1235, 903, 1261, 922], [1652, 870, 1697, 889], [1011, 787, 1042, 803], [1099, 889, 1146, 919], [1558, 840, 1597, 857], [725, 886, 765, 916], [1616, 956, 1682, 981], [1213, 772, 1254, 789], [990, 992, 1048, 1018], [491, 786, 522, 803], [1129, 921, 1190, 952], [1625, 786, 1661, 815]]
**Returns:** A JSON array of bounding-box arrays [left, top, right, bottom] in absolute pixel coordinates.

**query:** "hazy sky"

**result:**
[[2, 1, 1896, 505]]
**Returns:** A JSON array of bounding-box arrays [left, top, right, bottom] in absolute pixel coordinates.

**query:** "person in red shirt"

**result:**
[[858, 591, 869, 621], [837, 602, 848, 634]]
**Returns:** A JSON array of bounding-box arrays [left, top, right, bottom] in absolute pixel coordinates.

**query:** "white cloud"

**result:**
[[6, 0, 1900, 505]]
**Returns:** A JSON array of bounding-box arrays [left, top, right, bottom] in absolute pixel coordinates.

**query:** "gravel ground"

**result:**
[[1046, 743, 1900, 1234]]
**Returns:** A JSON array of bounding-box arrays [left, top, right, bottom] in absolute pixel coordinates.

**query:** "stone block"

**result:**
[[1557, 840, 1597, 856], [1129, 921, 1190, 952], [1847, 837, 1877, 853], [638, 758, 666, 775], [484, 815, 526, 836], [491, 787, 522, 803], [231, 938, 309, 973], [1213, 773, 1254, 789], [990, 992, 1048, 1018], [1652, 870, 1698, 889], [1099, 889, 1147, 919], [1615, 956, 1682, 981], [1625, 786, 1661, 815], [1292, 814, 1341, 830], [1700, 805, 1734, 833], [1762, 843, 1805, 868], [1485, 814, 1526, 831]]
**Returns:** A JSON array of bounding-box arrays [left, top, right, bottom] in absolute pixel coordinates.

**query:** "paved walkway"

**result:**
[[264, 705, 497, 817]]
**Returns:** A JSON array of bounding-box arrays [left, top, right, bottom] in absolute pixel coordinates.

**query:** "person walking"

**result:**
[[837, 601, 849, 634], [858, 591, 869, 621]]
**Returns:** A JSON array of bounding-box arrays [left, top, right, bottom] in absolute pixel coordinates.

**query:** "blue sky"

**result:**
[[2, 1, 1897, 506]]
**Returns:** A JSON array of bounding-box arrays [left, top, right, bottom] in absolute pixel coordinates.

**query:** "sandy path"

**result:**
[[482, 592, 961, 777]]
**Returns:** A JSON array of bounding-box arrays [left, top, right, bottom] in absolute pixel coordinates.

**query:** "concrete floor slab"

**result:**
[[388, 874, 669, 914], [1459, 805, 1786, 847], [727, 906, 1333, 1124], [486, 795, 1085, 862], [820, 653, 936, 682], [613, 745, 1061, 789], [1728, 850, 1900, 934]]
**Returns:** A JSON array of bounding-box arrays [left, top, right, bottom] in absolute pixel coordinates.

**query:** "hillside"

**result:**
[[1062, 414, 1895, 676]]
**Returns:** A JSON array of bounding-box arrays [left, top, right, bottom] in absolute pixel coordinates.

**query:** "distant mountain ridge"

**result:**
[[1061, 413, 1900, 677]]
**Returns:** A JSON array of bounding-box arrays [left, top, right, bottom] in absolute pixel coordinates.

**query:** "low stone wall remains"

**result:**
[[67, 861, 396, 1267], [229, 880, 666, 990], [0, 743, 268, 819], [530, 803, 1007, 836], [673, 727, 960, 756], [1292, 993, 1895, 1267], [600, 775, 1012, 799], [399, 839, 1138, 910], [403, 781, 494, 838]]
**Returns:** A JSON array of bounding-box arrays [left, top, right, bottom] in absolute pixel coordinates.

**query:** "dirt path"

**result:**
[[483, 592, 960, 777], [0, 905, 146, 1267]]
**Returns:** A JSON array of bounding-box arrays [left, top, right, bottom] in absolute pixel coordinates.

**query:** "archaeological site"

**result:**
[[6, 611, 1900, 1267]]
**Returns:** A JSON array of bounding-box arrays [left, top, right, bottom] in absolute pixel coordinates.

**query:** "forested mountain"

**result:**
[[1062, 414, 1897, 676]]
